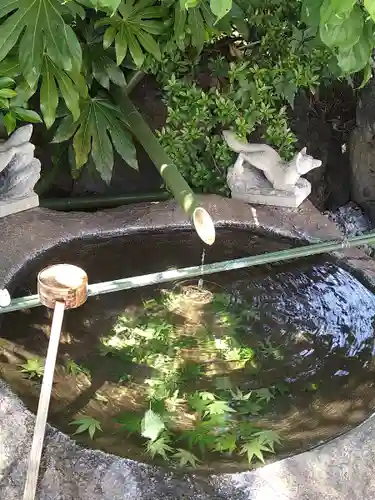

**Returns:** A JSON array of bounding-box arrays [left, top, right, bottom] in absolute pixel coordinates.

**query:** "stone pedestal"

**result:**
[[0, 193, 39, 218], [228, 162, 311, 208]]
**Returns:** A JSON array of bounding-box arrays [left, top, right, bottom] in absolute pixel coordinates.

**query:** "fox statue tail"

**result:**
[[222, 130, 270, 154]]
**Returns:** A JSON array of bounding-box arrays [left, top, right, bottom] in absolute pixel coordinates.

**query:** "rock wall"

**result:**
[[350, 78, 375, 223]]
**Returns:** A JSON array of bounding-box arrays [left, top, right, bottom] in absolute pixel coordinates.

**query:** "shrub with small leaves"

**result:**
[[157, 0, 331, 194]]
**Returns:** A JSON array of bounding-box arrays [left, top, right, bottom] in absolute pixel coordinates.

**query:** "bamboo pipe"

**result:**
[[2, 231, 375, 315], [113, 88, 216, 246]]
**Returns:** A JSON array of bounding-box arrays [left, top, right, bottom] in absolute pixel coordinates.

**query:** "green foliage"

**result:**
[[65, 359, 91, 379], [302, 0, 375, 77], [101, 289, 284, 468], [0, 0, 371, 189], [0, 71, 42, 134], [0, 0, 235, 185], [156, 0, 331, 194], [146, 434, 174, 459], [239, 438, 271, 464], [20, 358, 44, 379], [52, 95, 138, 182], [173, 448, 200, 467], [69, 416, 103, 439], [96, 0, 168, 66]]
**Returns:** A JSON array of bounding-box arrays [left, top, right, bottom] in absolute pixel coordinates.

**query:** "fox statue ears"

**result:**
[[296, 147, 322, 174]]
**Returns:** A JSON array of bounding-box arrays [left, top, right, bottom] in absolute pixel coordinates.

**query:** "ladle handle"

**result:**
[[23, 301, 65, 500]]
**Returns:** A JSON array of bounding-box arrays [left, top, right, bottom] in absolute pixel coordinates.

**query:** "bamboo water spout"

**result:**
[[114, 89, 216, 246]]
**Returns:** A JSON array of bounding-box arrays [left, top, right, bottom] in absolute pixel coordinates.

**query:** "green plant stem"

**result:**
[[113, 88, 204, 222], [2, 231, 375, 314], [40, 192, 170, 211]]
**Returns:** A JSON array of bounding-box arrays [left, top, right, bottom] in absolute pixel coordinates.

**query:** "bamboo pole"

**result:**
[[113, 88, 216, 246], [40, 192, 170, 211], [2, 231, 375, 315]]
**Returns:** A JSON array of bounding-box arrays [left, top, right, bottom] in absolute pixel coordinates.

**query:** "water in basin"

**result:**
[[1, 228, 375, 473]]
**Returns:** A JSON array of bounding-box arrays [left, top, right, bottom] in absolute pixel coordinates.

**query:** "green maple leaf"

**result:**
[[146, 435, 174, 460], [70, 416, 102, 439], [199, 391, 217, 401], [115, 412, 142, 434], [188, 392, 211, 415], [230, 387, 252, 401], [173, 448, 200, 468], [237, 400, 263, 416], [181, 426, 217, 454], [254, 388, 274, 403], [239, 438, 270, 464], [205, 400, 235, 416], [253, 430, 282, 452], [0, 0, 82, 88], [52, 95, 138, 183], [141, 409, 165, 442], [214, 433, 237, 454]]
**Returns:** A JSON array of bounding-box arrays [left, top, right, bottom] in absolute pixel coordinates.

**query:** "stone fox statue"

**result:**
[[0, 125, 41, 199], [222, 130, 322, 190]]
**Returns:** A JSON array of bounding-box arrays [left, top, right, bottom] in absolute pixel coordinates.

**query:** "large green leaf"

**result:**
[[172, 1, 213, 51], [52, 95, 138, 183], [365, 0, 375, 23], [97, 0, 167, 66], [83, 0, 121, 11], [329, 0, 356, 16], [3, 111, 16, 135], [337, 33, 372, 74], [81, 22, 127, 86], [188, 8, 205, 51], [210, 0, 231, 21], [39, 58, 83, 125], [319, 4, 363, 50], [0, 57, 20, 78], [0, 0, 83, 87], [301, 0, 324, 28], [40, 58, 58, 128], [13, 107, 42, 123], [141, 409, 165, 442]]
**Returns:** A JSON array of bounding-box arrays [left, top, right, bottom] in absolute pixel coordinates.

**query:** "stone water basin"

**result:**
[[1, 228, 375, 474], [1, 196, 375, 499]]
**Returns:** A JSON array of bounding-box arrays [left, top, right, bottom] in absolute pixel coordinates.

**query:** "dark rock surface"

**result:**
[[1, 195, 375, 500], [350, 78, 375, 223]]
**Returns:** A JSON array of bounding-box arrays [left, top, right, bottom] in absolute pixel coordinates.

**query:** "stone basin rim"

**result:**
[[1, 194, 375, 500]]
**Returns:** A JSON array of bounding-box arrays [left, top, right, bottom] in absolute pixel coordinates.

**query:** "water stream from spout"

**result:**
[[198, 248, 206, 288]]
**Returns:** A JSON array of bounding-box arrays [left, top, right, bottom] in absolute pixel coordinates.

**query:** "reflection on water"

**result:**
[[227, 263, 375, 387], [1, 229, 375, 469]]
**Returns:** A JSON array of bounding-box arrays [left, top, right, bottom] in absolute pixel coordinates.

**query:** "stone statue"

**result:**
[[0, 125, 41, 217], [223, 130, 322, 208]]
